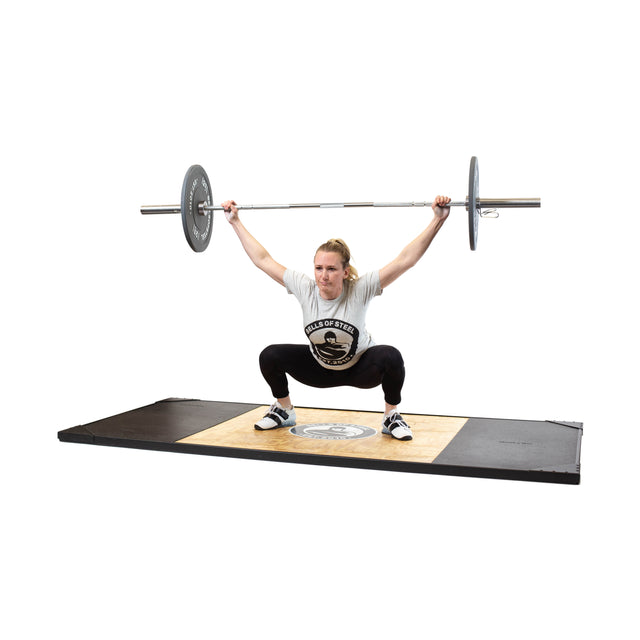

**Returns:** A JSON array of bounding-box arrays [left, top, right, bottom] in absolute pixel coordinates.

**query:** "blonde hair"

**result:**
[[315, 238, 359, 282]]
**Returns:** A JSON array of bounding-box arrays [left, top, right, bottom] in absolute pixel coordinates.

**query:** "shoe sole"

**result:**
[[254, 421, 296, 431]]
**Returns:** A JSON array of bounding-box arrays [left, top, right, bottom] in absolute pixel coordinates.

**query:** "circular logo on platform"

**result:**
[[290, 423, 377, 440]]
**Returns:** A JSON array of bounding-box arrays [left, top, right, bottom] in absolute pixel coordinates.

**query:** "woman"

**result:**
[[222, 195, 451, 440]]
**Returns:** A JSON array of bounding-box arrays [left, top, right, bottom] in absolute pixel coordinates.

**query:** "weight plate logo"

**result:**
[[290, 423, 377, 440]]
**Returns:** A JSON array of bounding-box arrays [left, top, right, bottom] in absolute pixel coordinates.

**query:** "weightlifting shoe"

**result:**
[[382, 410, 413, 441], [254, 402, 296, 430]]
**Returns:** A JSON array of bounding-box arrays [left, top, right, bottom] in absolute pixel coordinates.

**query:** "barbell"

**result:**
[[140, 156, 540, 252]]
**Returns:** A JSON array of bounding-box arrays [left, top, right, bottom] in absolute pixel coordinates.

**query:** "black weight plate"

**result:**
[[181, 165, 213, 252], [468, 156, 479, 251]]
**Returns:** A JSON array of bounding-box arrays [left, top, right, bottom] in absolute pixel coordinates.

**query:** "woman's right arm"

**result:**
[[222, 200, 287, 286]]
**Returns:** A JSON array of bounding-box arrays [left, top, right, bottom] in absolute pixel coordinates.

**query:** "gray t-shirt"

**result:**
[[283, 269, 383, 370]]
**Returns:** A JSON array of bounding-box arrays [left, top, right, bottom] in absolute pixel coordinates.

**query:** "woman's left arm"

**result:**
[[379, 196, 451, 289]]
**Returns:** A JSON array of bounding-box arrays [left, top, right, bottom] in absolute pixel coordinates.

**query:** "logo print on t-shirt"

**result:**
[[305, 319, 359, 367]]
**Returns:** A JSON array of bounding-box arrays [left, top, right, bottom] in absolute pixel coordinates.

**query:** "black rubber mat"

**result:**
[[435, 418, 583, 475]]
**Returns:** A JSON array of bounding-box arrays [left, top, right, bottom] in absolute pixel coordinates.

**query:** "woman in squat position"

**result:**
[[222, 196, 451, 440]]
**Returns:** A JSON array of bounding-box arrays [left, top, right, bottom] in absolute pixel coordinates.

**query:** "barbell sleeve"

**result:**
[[476, 198, 540, 208], [140, 205, 181, 214]]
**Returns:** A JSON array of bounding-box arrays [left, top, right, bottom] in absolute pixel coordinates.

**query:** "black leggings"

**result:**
[[259, 344, 405, 405]]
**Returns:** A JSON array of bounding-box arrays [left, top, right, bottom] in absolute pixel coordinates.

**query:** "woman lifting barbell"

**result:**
[[222, 195, 451, 440]]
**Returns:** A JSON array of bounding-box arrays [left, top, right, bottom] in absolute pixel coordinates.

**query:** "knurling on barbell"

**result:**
[[140, 156, 541, 252]]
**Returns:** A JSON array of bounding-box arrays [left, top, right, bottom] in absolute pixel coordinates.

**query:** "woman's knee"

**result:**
[[377, 345, 404, 369], [259, 344, 281, 369]]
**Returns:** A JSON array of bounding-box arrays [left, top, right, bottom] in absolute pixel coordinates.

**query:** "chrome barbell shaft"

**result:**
[[207, 200, 469, 210], [140, 197, 540, 215]]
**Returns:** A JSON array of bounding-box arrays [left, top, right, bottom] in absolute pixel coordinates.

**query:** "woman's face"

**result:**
[[314, 251, 349, 300]]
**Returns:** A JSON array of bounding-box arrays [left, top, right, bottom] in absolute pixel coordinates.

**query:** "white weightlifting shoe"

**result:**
[[382, 410, 413, 441], [254, 402, 296, 430]]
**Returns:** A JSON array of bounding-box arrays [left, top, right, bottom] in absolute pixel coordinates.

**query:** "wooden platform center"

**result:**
[[178, 407, 468, 464]]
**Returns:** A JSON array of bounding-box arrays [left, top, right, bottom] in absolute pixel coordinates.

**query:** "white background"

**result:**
[[2, 1, 638, 638]]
